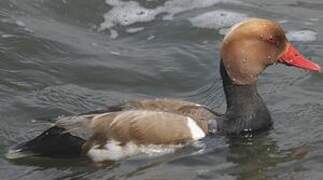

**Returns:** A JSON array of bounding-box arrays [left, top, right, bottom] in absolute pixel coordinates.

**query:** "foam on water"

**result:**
[[100, 0, 316, 41], [189, 10, 248, 30], [100, 0, 242, 37], [286, 30, 317, 42], [100, 0, 157, 30], [1, 34, 15, 38], [158, 0, 241, 20], [110, 29, 119, 39], [126, 27, 145, 33], [15, 20, 26, 27]]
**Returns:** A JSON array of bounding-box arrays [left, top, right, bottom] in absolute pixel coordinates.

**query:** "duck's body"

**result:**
[[8, 98, 218, 161], [7, 18, 320, 163], [62, 99, 216, 161], [6, 63, 271, 162]]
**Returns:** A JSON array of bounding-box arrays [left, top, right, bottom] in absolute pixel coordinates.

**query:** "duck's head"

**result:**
[[221, 18, 321, 85]]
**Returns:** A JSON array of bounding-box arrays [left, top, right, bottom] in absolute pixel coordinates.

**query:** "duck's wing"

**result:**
[[55, 112, 115, 140], [56, 98, 219, 140], [81, 110, 207, 152], [124, 98, 219, 132], [57, 109, 208, 142], [80, 98, 219, 116]]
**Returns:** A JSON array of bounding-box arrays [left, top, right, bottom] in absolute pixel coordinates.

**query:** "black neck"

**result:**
[[218, 61, 272, 134]]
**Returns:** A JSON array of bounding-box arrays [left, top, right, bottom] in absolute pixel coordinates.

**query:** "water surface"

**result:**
[[1, 0, 323, 179]]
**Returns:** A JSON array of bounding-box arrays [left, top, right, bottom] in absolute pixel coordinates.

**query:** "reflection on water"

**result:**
[[1, 0, 323, 179]]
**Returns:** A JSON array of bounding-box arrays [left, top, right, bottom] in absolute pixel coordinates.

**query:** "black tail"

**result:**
[[7, 126, 85, 159]]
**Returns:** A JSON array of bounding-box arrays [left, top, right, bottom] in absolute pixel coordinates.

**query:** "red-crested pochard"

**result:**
[[7, 18, 321, 163]]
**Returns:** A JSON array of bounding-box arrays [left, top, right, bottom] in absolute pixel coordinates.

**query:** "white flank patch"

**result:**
[[186, 117, 205, 140], [87, 140, 136, 162], [87, 145, 110, 162], [87, 139, 183, 162]]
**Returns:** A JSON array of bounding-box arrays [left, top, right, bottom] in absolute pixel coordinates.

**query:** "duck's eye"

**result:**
[[265, 36, 279, 47]]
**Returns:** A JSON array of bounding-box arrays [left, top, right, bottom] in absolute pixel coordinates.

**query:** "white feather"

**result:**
[[87, 139, 183, 162], [186, 117, 205, 140]]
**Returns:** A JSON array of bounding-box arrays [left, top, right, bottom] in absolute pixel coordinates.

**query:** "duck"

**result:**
[[7, 18, 321, 163]]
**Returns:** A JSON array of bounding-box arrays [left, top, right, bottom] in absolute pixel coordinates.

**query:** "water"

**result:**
[[1, 0, 323, 179]]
